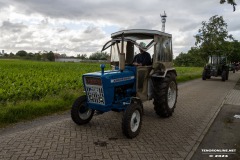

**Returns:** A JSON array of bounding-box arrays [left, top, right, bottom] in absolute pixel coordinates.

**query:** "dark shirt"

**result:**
[[133, 52, 152, 66]]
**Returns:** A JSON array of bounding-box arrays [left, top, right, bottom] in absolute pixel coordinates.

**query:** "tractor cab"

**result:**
[[102, 29, 174, 69], [101, 29, 176, 100]]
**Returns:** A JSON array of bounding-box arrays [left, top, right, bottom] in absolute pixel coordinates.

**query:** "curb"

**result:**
[[185, 91, 230, 160]]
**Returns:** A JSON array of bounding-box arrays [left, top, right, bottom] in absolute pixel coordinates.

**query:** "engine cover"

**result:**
[[82, 66, 136, 112]]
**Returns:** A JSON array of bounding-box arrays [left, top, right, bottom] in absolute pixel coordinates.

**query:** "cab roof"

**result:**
[[111, 29, 172, 40]]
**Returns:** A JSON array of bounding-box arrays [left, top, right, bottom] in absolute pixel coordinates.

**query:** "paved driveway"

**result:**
[[0, 72, 240, 160]]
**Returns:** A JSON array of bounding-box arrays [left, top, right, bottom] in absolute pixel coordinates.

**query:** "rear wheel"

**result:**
[[71, 95, 94, 125], [122, 103, 143, 138], [152, 73, 178, 117], [221, 71, 227, 81]]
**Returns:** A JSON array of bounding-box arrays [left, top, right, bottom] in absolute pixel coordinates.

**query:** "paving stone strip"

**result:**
[[0, 72, 240, 160]]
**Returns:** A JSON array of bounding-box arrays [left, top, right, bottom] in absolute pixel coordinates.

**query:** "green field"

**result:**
[[0, 60, 202, 126], [176, 67, 203, 82]]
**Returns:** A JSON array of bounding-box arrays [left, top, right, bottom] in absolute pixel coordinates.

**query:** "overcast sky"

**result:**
[[0, 0, 239, 57]]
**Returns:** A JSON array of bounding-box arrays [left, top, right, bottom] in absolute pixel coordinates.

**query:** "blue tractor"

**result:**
[[71, 29, 178, 138]]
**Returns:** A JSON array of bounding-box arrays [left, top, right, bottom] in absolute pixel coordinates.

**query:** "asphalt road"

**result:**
[[0, 72, 239, 160]]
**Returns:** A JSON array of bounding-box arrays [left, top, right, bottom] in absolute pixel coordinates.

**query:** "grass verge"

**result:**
[[0, 90, 81, 127], [176, 67, 202, 83]]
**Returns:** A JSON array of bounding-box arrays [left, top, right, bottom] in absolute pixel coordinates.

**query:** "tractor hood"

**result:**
[[82, 66, 136, 111], [83, 68, 135, 87]]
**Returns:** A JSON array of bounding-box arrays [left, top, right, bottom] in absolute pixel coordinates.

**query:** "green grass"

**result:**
[[0, 60, 203, 127], [0, 90, 79, 127], [176, 67, 203, 83]]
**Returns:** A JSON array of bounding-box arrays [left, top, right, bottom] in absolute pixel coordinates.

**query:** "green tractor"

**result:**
[[202, 55, 229, 81]]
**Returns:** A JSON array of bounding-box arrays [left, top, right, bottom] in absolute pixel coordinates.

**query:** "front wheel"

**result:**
[[71, 95, 94, 125], [202, 70, 207, 80], [122, 103, 143, 138], [226, 71, 229, 80]]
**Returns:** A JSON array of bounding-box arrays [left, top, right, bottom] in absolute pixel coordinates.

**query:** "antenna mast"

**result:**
[[160, 11, 167, 32]]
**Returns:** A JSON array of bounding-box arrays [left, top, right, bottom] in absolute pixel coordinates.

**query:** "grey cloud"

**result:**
[[127, 16, 157, 30], [21, 31, 34, 39], [0, 21, 28, 33], [84, 26, 98, 34], [57, 27, 67, 33], [78, 26, 105, 41], [70, 38, 83, 43], [1, 0, 239, 56], [179, 22, 201, 32], [0, 0, 9, 9], [0, 0, 226, 38], [41, 18, 49, 25]]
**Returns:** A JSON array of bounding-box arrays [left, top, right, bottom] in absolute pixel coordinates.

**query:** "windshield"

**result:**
[[101, 39, 154, 65], [111, 41, 127, 62], [208, 56, 226, 65]]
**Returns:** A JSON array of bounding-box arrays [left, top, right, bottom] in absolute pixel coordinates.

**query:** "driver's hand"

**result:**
[[133, 62, 142, 66]]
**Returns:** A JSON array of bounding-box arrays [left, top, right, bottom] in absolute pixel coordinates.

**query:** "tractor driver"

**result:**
[[132, 42, 152, 100], [132, 42, 152, 66]]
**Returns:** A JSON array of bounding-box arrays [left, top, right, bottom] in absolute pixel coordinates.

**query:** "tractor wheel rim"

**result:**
[[79, 104, 92, 120], [168, 81, 177, 109], [130, 110, 140, 132]]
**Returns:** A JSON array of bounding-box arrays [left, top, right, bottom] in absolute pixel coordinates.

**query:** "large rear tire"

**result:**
[[122, 103, 143, 138], [71, 95, 94, 125], [152, 73, 178, 117], [221, 71, 226, 81]]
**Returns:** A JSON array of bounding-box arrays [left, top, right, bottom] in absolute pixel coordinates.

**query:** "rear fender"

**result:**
[[151, 68, 177, 78]]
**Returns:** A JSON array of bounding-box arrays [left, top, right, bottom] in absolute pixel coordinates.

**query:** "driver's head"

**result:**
[[139, 42, 146, 52]]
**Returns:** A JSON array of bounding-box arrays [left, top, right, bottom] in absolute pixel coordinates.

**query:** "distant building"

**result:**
[[55, 57, 107, 63], [55, 57, 82, 62], [0, 50, 4, 56]]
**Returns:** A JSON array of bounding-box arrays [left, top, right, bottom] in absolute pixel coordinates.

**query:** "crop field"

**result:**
[[0, 59, 202, 126], [0, 60, 105, 103], [0, 60, 110, 125]]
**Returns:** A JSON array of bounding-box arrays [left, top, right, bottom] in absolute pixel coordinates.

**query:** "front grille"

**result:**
[[85, 86, 105, 105]]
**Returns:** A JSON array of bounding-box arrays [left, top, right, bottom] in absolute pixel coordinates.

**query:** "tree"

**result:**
[[226, 40, 240, 62], [34, 52, 42, 60], [46, 51, 55, 61], [16, 50, 28, 57], [194, 15, 233, 62], [77, 54, 88, 60], [220, 0, 237, 11], [28, 52, 34, 57], [89, 52, 109, 60], [9, 52, 14, 57], [174, 48, 205, 67]]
